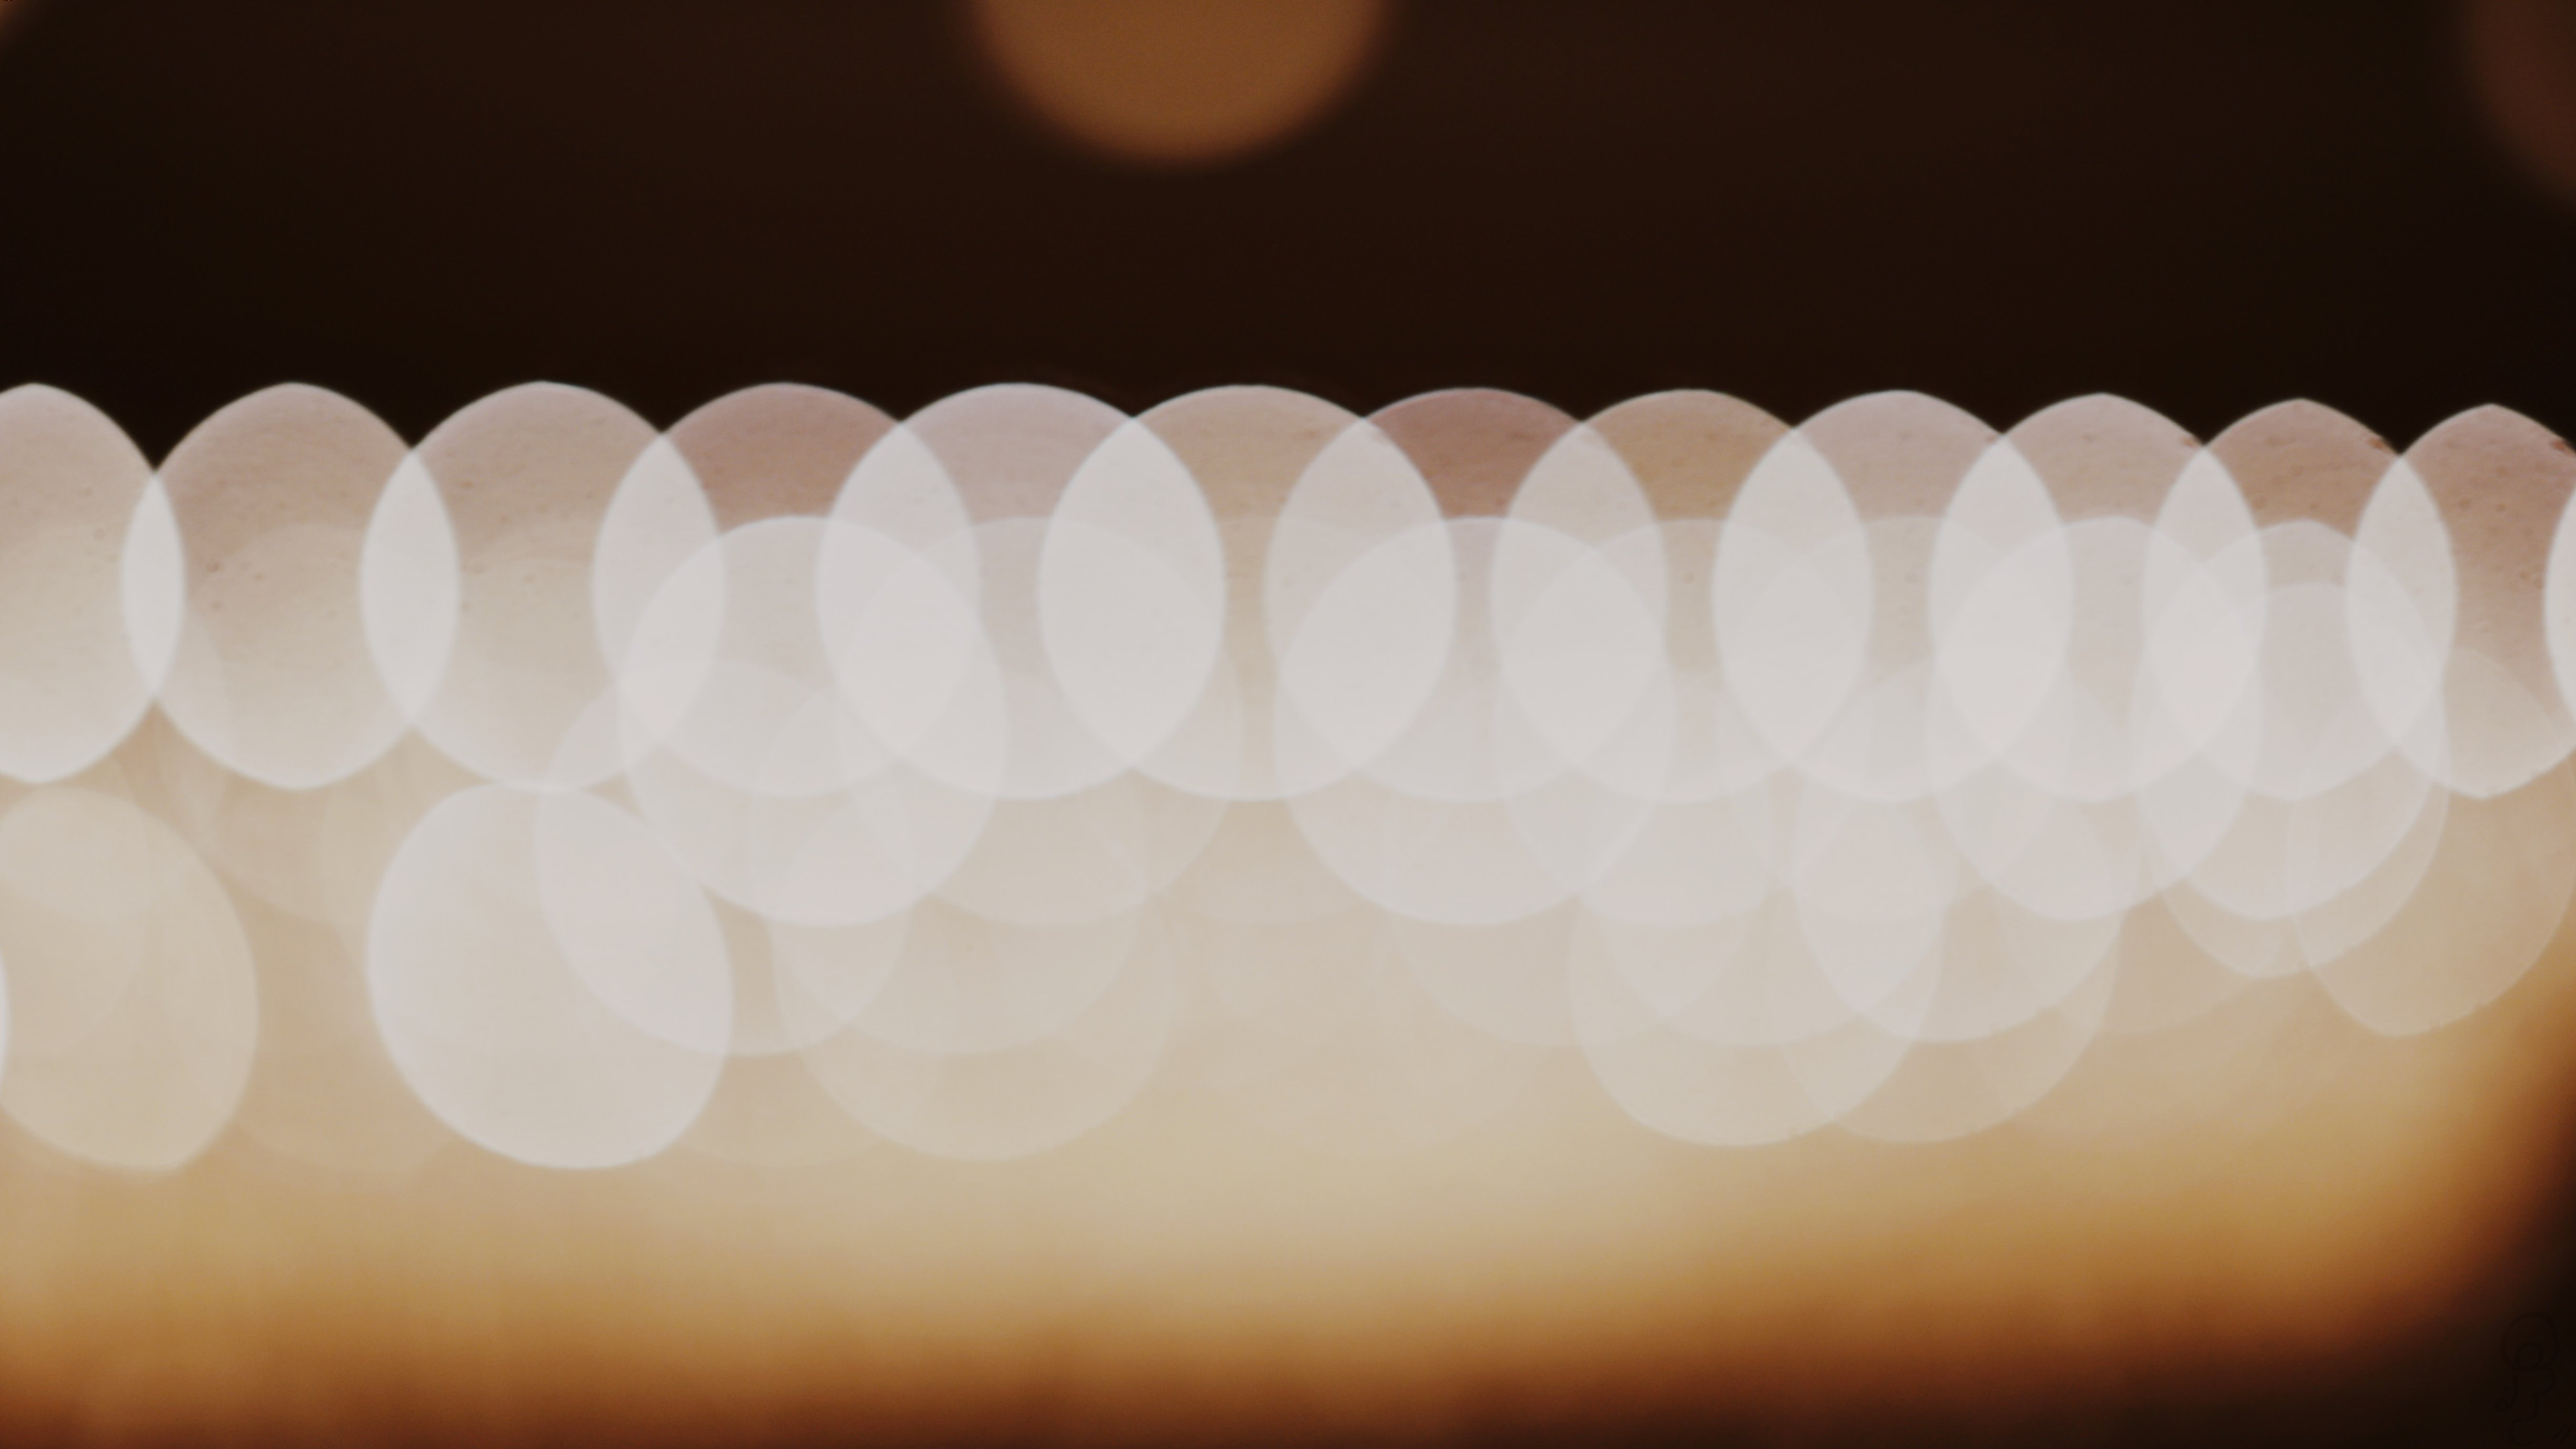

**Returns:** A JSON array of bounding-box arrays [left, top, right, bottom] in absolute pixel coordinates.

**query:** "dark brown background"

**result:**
[[0, 0, 2565, 458], [0, 2, 2573, 1445]]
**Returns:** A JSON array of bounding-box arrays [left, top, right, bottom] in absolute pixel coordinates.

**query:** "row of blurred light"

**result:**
[[0, 379, 2565, 1173]]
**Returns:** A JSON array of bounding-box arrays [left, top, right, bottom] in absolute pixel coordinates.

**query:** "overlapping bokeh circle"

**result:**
[[0, 378, 2567, 1173]]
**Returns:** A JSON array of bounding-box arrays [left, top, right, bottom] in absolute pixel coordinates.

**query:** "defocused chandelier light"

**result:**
[[0, 381, 2564, 1180]]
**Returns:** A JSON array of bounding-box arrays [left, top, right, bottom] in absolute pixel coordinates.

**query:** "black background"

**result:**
[[2, 1, 2575, 1445]]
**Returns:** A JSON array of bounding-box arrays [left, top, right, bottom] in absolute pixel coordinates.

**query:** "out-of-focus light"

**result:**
[[2466, 0, 2576, 207], [966, 0, 1392, 167], [0, 381, 2563, 1176], [0, 382, 2570, 1444]]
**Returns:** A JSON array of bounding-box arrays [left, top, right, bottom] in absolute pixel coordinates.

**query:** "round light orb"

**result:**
[[2465, 0, 2576, 208], [967, 0, 1392, 168]]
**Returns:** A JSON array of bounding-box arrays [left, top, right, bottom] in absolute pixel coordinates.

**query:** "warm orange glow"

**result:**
[[967, 0, 1392, 167]]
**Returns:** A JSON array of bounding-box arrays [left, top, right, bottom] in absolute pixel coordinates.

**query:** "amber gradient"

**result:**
[[0, 896, 2567, 1445]]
